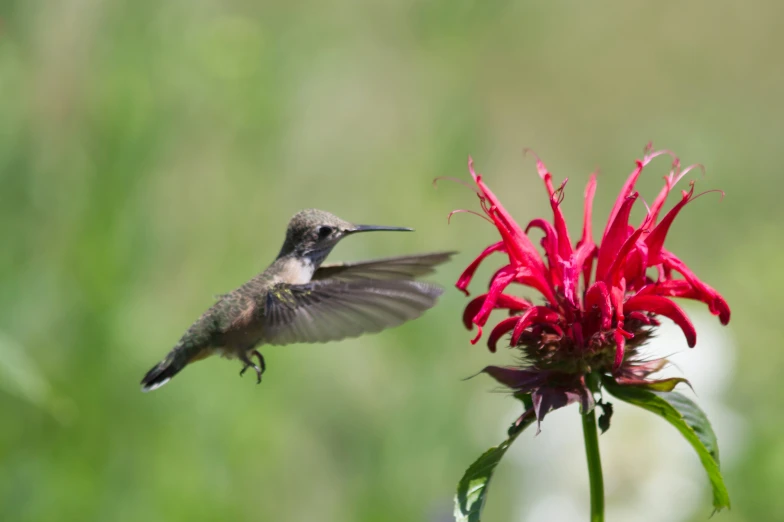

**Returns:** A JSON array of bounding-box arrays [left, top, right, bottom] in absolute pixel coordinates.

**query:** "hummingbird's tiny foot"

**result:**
[[239, 351, 265, 383], [239, 362, 261, 380], [247, 363, 262, 384], [251, 350, 266, 375]]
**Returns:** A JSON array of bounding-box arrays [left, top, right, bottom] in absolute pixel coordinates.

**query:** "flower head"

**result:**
[[455, 144, 730, 426]]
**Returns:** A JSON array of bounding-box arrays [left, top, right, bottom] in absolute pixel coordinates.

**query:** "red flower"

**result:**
[[455, 144, 730, 426]]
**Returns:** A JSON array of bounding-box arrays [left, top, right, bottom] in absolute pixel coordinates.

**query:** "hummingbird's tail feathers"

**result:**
[[140, 349, 189, 392]]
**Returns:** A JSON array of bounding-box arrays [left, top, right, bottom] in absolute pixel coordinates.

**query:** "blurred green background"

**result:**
[[1, 1, 781, 521]]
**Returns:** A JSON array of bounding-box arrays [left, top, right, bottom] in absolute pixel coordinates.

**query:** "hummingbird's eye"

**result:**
[[317, 226, 333, 238]]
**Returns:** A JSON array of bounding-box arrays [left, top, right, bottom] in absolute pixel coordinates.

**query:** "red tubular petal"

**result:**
[[648, 180, 675, 227], [573, 242, 597, 291], [580, 173, 597, 248], [482, 199, 556, 303], [456, 241, 505, 295], [626, 311, 653, 324], [645, 184, 694, 264], [646, 161, 701, 229], [646, 159, 681, 226], [470, 158, 556, 302], [561, 260, 578, 307], [637, 279, 690, 296], [471, 266, 517, 332], [509, 265, 559, 306], [487, 265, 509, 288], [613, 328, 633, 369], [462, 295, 487, 329], [625, 294, 697, 347], [487, 209, 528, 267], [551, 185, 574, 261], [573, 173, 599, 293], [467, 156, 482, 183], [661, 252, 731, 325], [468, 158, 557, 303], [526, 217, 561, 285], [624, 242, 649, 291], [487, 317, 519, 352], [584, 281, 612, 330], [472, 171, 547, 275], [548, 323, 565, 337], [511, 309, 537, 344], [526, 218, 559, 264], [529, 149, 556, 195], [604, 226, 646, 286], [530, 153, 574, 261], [470, 157, 530, 270], [462, 293, 533, 329], [497, 294, 535, 310], [610, 277, 627, 341], [596, 194, 638, 282], [470, 325, 483, 344], [511, 306, 562, 345], [604, 162, 643, 239], [604, 148, 675, 234]]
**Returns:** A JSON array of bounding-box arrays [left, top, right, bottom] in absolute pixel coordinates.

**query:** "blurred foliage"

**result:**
[[1, 1, 782, 521]]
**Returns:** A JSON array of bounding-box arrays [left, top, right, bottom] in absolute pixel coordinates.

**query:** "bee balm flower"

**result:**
[[456, 145, 730, 425]]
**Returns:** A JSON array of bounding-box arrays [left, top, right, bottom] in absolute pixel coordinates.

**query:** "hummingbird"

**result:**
[[140, 209, 454, 392]]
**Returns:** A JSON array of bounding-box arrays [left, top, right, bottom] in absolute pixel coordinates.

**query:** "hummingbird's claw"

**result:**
[[252, 349, 266, 375], [239, 363, 262, 383], [239, 349, 266, 385]]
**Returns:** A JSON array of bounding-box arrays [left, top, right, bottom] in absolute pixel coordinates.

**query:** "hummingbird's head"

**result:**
[[277, 209, 412, 266]]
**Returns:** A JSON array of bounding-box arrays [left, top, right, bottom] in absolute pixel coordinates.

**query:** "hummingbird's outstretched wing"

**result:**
[[312, 251, 456, 282], [261, 279, 444, 345]]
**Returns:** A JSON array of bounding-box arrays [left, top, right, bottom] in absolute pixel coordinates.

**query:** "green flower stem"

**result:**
[[582, 408, 605, 522]]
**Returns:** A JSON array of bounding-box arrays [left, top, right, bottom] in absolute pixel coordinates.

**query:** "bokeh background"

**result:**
[[1, 1, 781, 521]]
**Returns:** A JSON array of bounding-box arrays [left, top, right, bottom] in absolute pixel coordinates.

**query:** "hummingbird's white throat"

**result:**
[[275, 256, 317, 285]]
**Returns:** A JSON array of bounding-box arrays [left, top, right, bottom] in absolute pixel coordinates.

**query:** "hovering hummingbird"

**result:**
[[141, 209, 454, 392]]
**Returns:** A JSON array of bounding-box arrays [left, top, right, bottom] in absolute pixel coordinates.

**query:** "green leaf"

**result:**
[[603, 376, 731, 511], [615, 376, 690, 392], [454, 410, 535, 522]]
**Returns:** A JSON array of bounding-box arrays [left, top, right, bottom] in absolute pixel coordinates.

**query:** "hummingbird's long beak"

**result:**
[[347, 224, 414, 234]]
